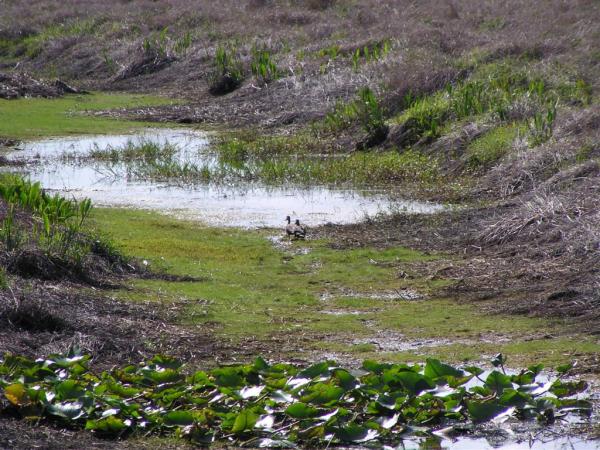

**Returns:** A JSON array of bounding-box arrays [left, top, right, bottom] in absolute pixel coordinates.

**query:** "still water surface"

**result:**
[[6, 128, 443, 227]]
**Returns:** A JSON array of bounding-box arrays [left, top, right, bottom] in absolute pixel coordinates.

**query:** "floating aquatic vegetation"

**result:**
[[0, 351, 591, 447]]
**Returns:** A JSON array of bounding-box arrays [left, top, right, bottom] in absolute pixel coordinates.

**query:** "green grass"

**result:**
[[466, 122, 525, 170], [212, 130, 440, 186], [389, 58, 591, 147], [89, 208, 600, 368], [0, 92, 178, 139]]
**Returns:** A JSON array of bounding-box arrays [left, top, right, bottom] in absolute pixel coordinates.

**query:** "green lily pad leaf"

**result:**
[[466, 400, 508, 422], [499, 390, 530, 407], [447, 375, 473, 388], [362, 360, 392, 374], [285, 402, 319, 418], [46, 355, 88, 369], [384, 370, 435, 395], [212, 367, 244, 387], [107, 382, 140, 398], [2, 354, 36, 371], [556, 363, 573, 375], [528, 363, 544, 375], [151, 355, 182, 370], [254, 357, 270, 371], [424, 359, 463, 379], [4, 383, 28, 406], [484, 371, 513, 394], [190, 370, 211, 385], [334, 423, 380, 443], [550, 380, 588, 398], [511, 370, 536, 386], [232, 409, 258, 433], [298, 424, 325, 440], [333, 369, 359, 391], [142, 368, 182, 385], [464, 366, 484, 376], [55, 380, 85, 400], [375, 395, 396, 410], [26, 387, 47, 403], [47, 402, 85, 420], [164, 410, 195, 426], [300, 383, 345, 405], [298, 362, 331, 379], [557, 399, 593, 414], [85, 416, 127, 435]]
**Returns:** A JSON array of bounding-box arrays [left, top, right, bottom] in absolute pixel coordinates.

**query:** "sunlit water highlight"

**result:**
[[5, 128, 443, 227]]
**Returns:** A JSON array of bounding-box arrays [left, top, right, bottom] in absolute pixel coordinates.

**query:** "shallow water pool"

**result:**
[[6, 128, 443, 227]]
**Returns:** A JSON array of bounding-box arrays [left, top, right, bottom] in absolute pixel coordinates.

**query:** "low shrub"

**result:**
[[208, 44, 244, 95]]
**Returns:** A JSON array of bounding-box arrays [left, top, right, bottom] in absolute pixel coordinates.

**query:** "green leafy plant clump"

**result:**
[[393, 60, 585, 147], [251, 46, 281, 84], [0, 175, 92, 257], [321, 86, 385, 135], [0, 351, 590, 447], [209, 44, 244, 95]]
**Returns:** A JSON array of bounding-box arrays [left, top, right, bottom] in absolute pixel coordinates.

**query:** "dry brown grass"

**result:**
[[1, 0, 598, 129]]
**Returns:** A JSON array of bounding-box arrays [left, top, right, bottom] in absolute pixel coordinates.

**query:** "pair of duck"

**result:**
[[285, 216, 306, 239]]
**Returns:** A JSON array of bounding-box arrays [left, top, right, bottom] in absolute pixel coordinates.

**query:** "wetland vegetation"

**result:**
[[1, 0, 599, 448]]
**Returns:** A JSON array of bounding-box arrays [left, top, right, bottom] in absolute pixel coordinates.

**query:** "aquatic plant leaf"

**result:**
[[253, 357, 270, 371], [466, 400, 508, 422], [362, 360, 392, 374], [0, 351, 592, 446], [212, 367, 244, 387], [464, 366, 484, 376], [527, 364, 544, 375], [333, 423, 379, 443], [298, 362, 331, 379], [424, 359, 464, 379], [55, 380, 85, 400], [47, 402, 85, 420], [285, 402, 319, 419], [499, 390, 530, 407], [300, 383, 345, 405], [4, 383, 28, 406], [151, 355, 182, 370], [164, 410, 195, 426], [142, 368, 182, 384], [556, 363, 573, 374], [332, 369, 359, 391], [85, 416, 127, 435], [383, 370, 434, 395], [550, 380, 588, 398], [107, 382, 140, 398], [484, 371, 513, 394], [232, 409, 258, 433]]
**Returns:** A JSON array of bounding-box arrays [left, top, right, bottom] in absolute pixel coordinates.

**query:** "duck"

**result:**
[[293, 219, 306, 239], [285, 216, 295, 237]]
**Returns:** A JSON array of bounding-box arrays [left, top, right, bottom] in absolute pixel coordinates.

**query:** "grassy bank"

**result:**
[[91, 208, 600, 368], [0, 92, 177, 139]]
